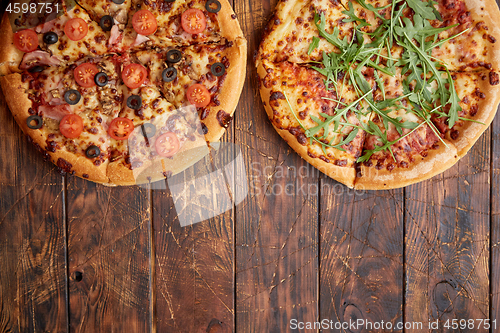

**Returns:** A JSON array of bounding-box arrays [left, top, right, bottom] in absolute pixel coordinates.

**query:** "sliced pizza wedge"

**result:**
[[0, 55, 132, 184], [257, 59, 374, 187], [257, 0, 354, 64], [75, 0, 132, 52], [348, 68, 461, 190], [352, 68, 500, 189], [133, 38, 246, 142], [75, 0, 132, 24], [0, 72, 112, 183], [107, 83, 208, 185], [430, 70, 500, 156]]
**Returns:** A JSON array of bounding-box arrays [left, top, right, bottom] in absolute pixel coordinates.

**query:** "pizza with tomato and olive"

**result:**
[[0, 0, 246, 185], [257, 0, 500, 189]]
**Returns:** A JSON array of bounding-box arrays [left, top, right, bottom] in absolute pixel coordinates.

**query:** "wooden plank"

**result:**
[[234, 0, 318, 329], [153, 136, 235, 333], [66, 180, 152, 333], [152, 183, 196, 333], [405, 131, 490, 332], [0, 86, 68, 332], [491, 106, 500, 328], [234, 148, 318, 332], [319, 185, 404, 331]]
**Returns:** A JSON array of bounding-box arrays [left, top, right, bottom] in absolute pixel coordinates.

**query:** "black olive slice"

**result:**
[[162, 67, 177, 82], [112, 0, 125, 4], [141, 123, 156, 139], [206, 0, 221, 13], [94, 72, 109, 87], [85, 145, 101, 158], [27, 115, 43, 129], [127, 95, 142, 110], [29, 66, 45, 73], [64, 90, 81, 105], [100, 15, 114, 32], [210, 62, 225, 77], [43, 31, 58, 45], [166, 49, 182, 63]]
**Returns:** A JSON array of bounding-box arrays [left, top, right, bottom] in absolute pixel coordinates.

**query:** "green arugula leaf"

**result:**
[[342, 2, 370, 27], [406, 0, 437, 20], [444, 69, 462, 128], [314, 13, 349, 49], [308, 36, 320, 55], [332, 128, 360, 150], [356, 0, 390, 19], [428, 0, 443, 21]]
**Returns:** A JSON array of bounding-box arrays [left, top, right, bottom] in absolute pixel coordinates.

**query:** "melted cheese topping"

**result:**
[[43, 6, 110, 62]]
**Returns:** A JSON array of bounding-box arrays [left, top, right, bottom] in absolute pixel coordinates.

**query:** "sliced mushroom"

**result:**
[[113, 8, 127, 24]]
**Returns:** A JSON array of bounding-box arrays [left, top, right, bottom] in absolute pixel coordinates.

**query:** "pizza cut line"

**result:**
[[0, 0, 247, 185], [256, 0, 500, 189]]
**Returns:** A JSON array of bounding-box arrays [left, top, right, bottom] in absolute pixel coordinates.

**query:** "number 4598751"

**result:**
[[444, 319, 496, 330], [6, 2, 60, 14]]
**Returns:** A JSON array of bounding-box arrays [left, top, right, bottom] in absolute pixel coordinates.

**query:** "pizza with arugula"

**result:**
[[256, 0, 500, 189], [0, 0, 246, 185]]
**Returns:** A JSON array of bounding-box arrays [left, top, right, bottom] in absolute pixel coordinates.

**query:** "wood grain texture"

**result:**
[[153, 184, 196, 333], [234, 0, 319, 328], [235, 145, 319, 332], [0, 84, 68, 333], [153, 131, 235, 333], [66, 179, 152, 333], [319, 184, 404, 331], [405, 131, 491, 332], [491, 105, 500, 327]]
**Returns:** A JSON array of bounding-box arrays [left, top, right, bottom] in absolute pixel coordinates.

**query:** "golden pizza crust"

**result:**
[[354, 141, 460, 190], [106, 159, 136, 186], [450, 70, 500, 157], [217, 0, 245, 41], [107, 133, 210, 185], [0, 13, 24, 76], [203, 37, 247, 142], [271, 122, 357, 187], [0, 74, 109, 183]]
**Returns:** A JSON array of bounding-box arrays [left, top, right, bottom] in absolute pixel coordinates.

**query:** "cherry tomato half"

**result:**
[[74, 63, 99, 87], [59, 114, 83, 138], [13, 29, 38, 53], [64, 18, 88, 41], [186, 84, 211, 107], [132, 10, 157, 35], [109, 117, 134, 140], [122, 63, 148, 89], [155, 132, 180, 157], [181, 9, 206, 34]]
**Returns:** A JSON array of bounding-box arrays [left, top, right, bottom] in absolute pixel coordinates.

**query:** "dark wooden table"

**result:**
[[1, 0, 500, 331]]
